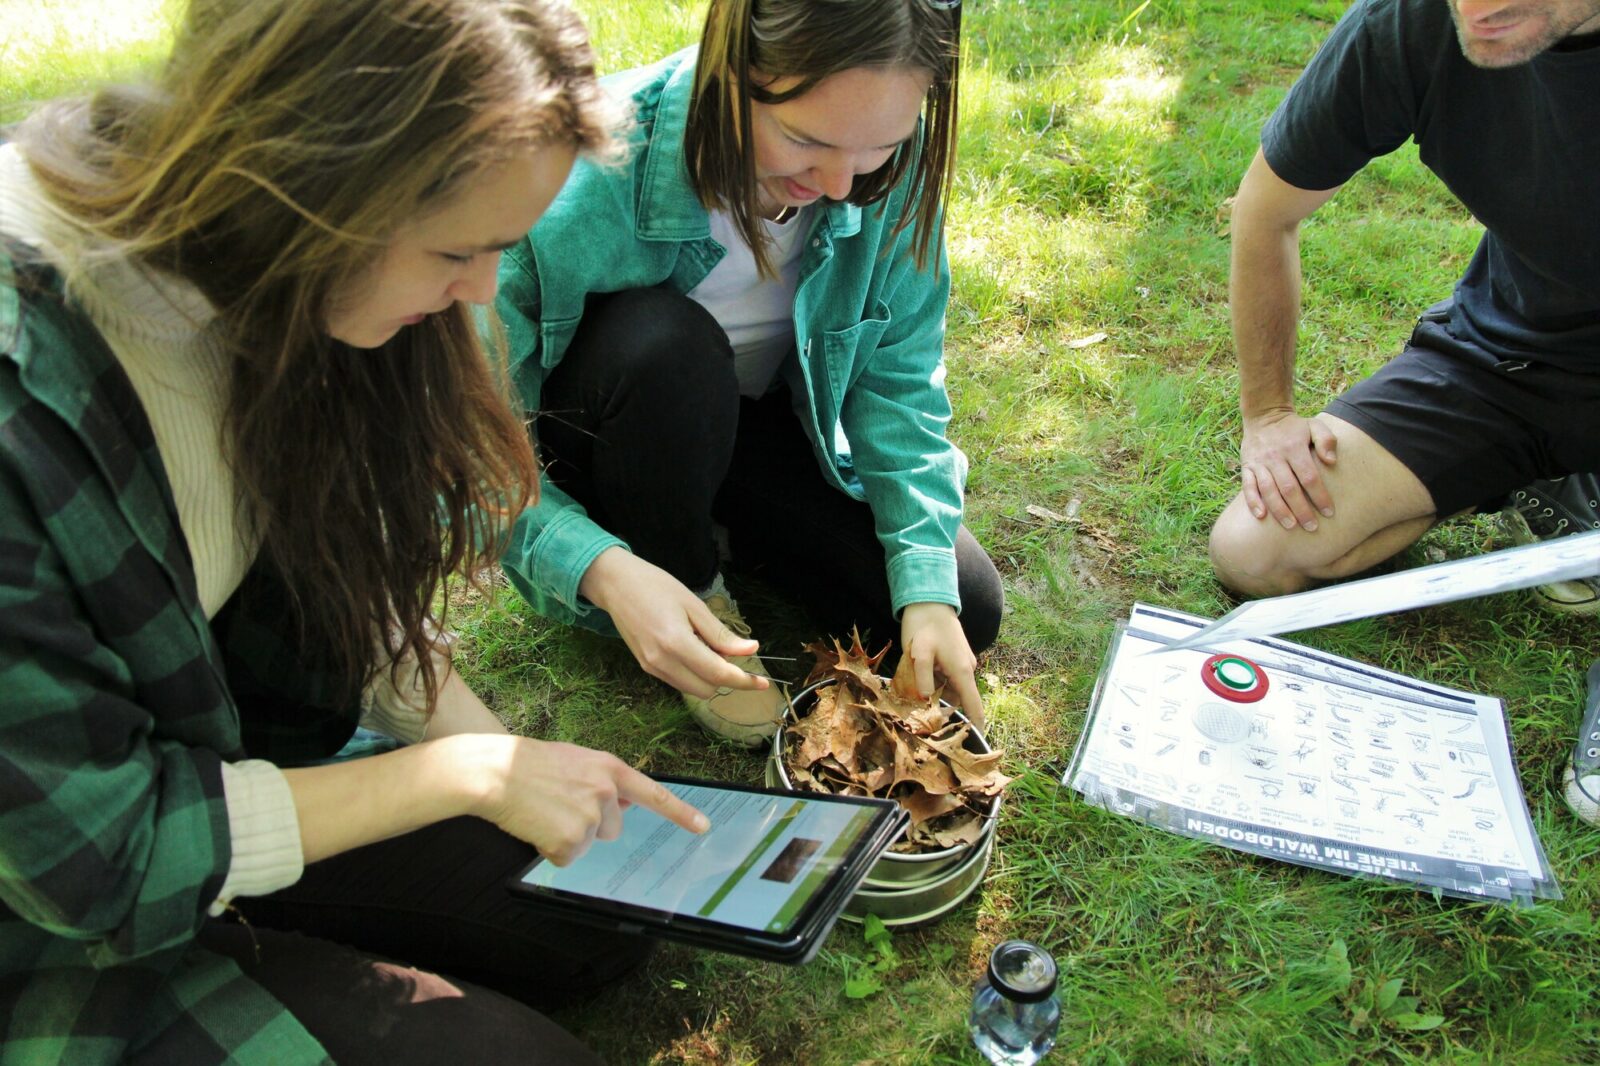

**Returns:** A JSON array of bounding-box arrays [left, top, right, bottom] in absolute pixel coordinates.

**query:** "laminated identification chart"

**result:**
[[1064, 604, 1559, 905]]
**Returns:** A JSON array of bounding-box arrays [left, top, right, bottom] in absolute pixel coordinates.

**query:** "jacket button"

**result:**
[[811, 238, 820, 247]]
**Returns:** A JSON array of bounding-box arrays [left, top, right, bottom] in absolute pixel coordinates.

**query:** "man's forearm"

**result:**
[[1230, 215, 1303, 421]]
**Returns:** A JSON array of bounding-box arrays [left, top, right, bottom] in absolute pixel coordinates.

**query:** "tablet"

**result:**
[[507, 776, 908, 964]]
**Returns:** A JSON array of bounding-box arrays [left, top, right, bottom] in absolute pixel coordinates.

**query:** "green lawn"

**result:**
[[6, 1, 1597, 1063]]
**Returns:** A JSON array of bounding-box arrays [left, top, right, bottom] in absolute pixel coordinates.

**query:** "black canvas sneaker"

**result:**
[[1499, 474, 1600, 614]]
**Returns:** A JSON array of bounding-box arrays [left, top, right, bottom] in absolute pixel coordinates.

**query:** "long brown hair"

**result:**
[[15, 0, 616, 707], [685, 0, 961, 277]]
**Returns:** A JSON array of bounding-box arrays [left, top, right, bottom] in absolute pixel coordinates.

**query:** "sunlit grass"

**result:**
[[0, 0, 178, 120], [9, 1, 1598, 1063]]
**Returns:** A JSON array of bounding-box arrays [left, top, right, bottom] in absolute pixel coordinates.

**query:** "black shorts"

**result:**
[[1324, 301, 1600, 516]]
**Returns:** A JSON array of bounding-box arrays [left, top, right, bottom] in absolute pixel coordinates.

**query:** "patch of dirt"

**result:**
[[651, 1014, 734, 1066], [443, 564, 508, 611], [982, 643, 1055, 685]]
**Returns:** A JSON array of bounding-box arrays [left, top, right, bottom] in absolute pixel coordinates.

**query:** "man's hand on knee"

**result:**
[[1240, 410, 1339, 531]]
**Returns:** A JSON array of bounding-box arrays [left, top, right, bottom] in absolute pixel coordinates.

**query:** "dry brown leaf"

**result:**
[[784, 635, 1009, 853], [790, 690, 839, 767], [926, 813, 986, 849], [876, 690, 951, 736], [844, 717, 896, 783], [823, 704, 875, 773], [923, 727, 1013, 795], [896, 786, 966, 825], [860, 763, 895, 792], [892, 733, 958, 796], [1216, 194, 1237, 237], [804, 630, 886, 694], [889, 647, 920, 701]]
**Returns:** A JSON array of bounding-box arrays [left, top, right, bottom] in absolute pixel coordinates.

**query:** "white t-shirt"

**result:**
[[687, 207, 812, 398]]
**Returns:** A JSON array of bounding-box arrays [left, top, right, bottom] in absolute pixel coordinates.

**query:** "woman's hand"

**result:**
[[464, 735, 708, 866], [285, 731, 707, 866], [578, 547, 769, 698], [899, 602, 984, 728]]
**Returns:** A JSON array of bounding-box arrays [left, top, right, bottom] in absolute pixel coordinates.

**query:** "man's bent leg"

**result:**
[[1209, 415, 1436, 597]]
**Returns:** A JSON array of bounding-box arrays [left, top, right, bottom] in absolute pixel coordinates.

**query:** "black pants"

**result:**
[[536, 287, 1004, 657], [134, 819, 645, 1065]]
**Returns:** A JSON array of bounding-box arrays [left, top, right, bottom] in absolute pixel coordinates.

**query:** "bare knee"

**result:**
[[1208, 497, 1313, 599]]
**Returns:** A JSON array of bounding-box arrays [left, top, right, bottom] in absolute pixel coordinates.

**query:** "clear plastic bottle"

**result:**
[[967, 940, 1060, 1066]]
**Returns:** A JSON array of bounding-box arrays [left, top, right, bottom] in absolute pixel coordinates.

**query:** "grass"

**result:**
[[6, 0, 1598, 1062], [0, 0, 180, 122]]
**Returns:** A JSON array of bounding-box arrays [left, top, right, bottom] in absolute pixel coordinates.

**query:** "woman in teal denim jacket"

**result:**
[[497, 0, 1002, 742]]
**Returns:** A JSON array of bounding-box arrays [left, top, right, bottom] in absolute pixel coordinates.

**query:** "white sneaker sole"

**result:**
[[1532, 582, 1600, 615], [1564, 764, 1600, 827], [1499, 512, 1600, 615]]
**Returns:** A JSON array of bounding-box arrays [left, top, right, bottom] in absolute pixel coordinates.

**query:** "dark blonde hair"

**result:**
[[15, 0, 616, 708], [685, 0, 961, 277]]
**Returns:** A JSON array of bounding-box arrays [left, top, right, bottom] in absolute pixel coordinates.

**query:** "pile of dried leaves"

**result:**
[[782, 633, 1010, 853]]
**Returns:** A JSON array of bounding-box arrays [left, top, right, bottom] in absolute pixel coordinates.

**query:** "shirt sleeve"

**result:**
[[0, 453, 231, 966], [494, 244, 630, 630], [837, 200, 966, 615], [210, 760, 303, 912], [1261, 0, 1419, 190]]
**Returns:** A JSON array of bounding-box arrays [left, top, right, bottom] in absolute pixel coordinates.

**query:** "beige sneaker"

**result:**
[[684, 583, 787, 747]]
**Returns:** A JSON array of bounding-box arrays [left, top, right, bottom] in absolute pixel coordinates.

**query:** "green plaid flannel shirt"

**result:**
[[0, 242, 342, 1063]]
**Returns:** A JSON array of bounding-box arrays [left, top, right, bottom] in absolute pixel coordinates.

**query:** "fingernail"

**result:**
[[1280, 517, 1296, 529], [693, 813, 710, 832], [1303, 520, 1317, 532], [1322, 507, 1334, 518]]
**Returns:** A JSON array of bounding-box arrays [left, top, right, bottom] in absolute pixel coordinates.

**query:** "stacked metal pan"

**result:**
[[766, 680, 999, 928]]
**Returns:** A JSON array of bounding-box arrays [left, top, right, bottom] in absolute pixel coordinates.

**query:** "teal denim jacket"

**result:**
[[496, 50, 968, 630]]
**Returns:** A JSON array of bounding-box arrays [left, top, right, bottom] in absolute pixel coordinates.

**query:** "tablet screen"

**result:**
[[515, 781, 885, 936]]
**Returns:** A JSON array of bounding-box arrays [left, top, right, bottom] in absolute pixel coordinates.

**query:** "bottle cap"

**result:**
[[1201, 653, 1269, 703], [987, 940, 1057, 1002]]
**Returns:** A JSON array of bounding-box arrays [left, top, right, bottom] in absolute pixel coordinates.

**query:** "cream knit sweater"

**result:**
[[1, 144, 436, 908]]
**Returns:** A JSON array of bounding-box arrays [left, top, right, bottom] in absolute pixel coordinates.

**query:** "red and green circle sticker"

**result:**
[[1201, 653, 1269, 703]]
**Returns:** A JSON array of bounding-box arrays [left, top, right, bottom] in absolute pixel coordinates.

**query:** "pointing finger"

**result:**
[[618, 768, 710, 835], [954, 671, 985, 729]]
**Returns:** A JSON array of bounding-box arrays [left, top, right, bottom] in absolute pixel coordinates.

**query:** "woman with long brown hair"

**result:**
[[0, 0, 703, 1061], [498, 0, 1003, 745]]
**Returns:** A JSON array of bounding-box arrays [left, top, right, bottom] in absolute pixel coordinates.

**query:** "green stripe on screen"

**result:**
[[696, 800, 804, 917], [766, 808, 876, 933]]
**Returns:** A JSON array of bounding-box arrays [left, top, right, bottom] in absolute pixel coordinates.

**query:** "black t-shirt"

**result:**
[[1262, 0, 1600, 370]]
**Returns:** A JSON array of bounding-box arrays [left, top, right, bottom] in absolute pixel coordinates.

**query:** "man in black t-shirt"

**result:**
[[1206, 0, 1600, 823]]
